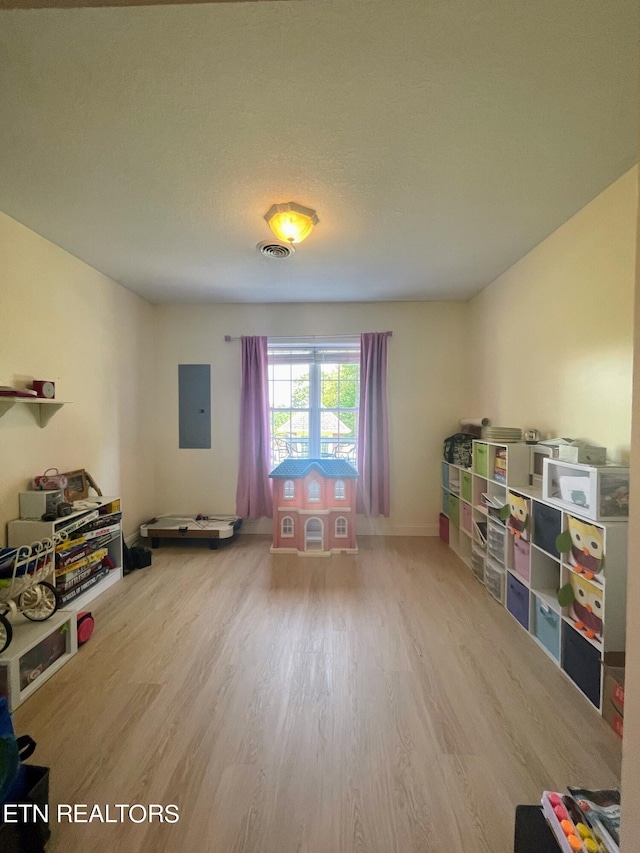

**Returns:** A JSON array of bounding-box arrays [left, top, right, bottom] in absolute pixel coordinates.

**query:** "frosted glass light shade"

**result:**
[[264, 202, 319, 244]]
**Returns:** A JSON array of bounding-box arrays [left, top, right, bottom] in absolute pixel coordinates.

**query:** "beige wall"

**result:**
[[620, 160, 640, 848], [153, 302, 470, 535], [468, 167, 637, 463], [0, 213, 156, 541]]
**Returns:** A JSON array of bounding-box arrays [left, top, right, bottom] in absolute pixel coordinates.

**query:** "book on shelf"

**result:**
[[481, 493, 506, 510], [55, 548, 107, 579], [56, 542, 93, 570], [83, 523, 120, 541], [77, 512, 121, 533], [56, 559, 105, 592], [473, 521, 488, 546], [57, 566, 109, 605], [57, 510, 99, 538]]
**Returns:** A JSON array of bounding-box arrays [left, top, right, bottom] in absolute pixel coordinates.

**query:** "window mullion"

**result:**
[[309, 361, 320, 457]]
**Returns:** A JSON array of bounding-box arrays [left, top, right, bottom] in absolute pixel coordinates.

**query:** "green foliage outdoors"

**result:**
[[272, 364, 359, 435]]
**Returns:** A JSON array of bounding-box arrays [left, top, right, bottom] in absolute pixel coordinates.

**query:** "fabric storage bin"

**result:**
[[461, 471, 473, 503], [532, 501, 561, 558], [441, 489, 449, 515], [487, 523, 505, 564], [461, 501, 472, 533], [474, 442, 488, 478], [441, 462, 450, 489], [507, 574, 530, 630], [484, 560, 505, 603], [561, 623, 601, 707], [532, 597, 560, 660], [448, 494, 460, 528], [471, 548, 485, 583], [439, 513, 449, 544], [512, 537, 531, 582]]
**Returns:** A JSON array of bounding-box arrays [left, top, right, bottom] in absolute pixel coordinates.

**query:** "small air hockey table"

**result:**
[[140, 515, 242, 549]]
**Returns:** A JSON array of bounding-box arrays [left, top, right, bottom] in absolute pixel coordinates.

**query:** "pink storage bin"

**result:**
[[513, 537, 531, 582]]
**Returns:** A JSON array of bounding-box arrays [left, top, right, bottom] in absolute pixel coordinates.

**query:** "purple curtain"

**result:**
[[235, 336, 273, 519], [357, 332, 391, 517]]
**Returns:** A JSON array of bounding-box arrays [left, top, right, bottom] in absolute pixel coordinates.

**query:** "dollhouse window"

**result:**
[[335, 517, 348, 537], [283, 480, 295, 500], [334, 480, 346, 499], [308, 481, 321, 501], [281, 516, 294, 537]]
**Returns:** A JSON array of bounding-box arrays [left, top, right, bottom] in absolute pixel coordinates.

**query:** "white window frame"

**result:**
[[281, 516, 294, 537], [283, 480, 295, 500], [334, 479, 346, 500], [335, 516, 348, 538], [268, 337, 360, 465], [308, 480, 321, 502]]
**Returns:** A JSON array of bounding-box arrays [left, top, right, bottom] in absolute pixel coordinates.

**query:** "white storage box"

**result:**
[[19, 490, 64, 519], [542, 458, 629, 520], [557, 444, 606, 465]]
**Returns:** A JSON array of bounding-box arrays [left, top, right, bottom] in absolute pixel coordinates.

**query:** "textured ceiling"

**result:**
[[0, 1, 637, 304]]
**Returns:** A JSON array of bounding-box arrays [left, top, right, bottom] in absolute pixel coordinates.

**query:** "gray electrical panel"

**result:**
[[178, 364, 211, 449]]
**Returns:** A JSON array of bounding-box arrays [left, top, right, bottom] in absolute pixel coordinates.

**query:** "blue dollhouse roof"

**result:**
[[269, 458, 359, 479]]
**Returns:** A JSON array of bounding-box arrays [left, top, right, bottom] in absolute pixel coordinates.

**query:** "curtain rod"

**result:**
[[224, 332, 393, 342]]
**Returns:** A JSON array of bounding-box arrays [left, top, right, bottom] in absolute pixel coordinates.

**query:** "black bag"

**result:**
[[443, 432, 474, 468], [122, 536, 152, 574], [131, 547, 152, 569], [0, 765, 51, 853]]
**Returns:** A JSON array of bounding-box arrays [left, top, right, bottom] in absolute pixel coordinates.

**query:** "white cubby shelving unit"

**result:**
[[1, 497, 123, 707], [8, 496, 123, 612], [440, 439, 628, 715], [0, 610, 78, 710]]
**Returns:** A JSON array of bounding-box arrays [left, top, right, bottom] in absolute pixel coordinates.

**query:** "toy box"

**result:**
[[542, 458, 629, 520]]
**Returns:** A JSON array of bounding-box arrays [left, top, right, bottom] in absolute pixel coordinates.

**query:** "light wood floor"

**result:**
[[15, 535, 621, 853]]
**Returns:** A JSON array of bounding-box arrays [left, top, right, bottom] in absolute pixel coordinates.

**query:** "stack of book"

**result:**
[[54, 511, 121, 605], [494, 448, 507, 483]]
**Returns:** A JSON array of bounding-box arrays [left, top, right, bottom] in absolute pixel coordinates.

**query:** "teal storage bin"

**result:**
[[441, 489, 449, 515], [533, 597, 560, 661], [441, 462, 450, 489]]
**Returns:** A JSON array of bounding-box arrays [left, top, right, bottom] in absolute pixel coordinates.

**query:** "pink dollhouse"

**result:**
[[269, 458, 359, 555]]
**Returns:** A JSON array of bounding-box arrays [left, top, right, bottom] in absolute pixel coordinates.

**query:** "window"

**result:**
[[308, 481, 321, 502], [268, 337, 359, 469], [281, 516, 294, 537], [335, 517, 348, 537], [334, 479, 346, 500], [283, 480, 295, 500]]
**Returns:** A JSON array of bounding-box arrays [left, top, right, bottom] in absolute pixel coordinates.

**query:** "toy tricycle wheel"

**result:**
[[19, 582, 59, 621], [0, 613, 12, 653]]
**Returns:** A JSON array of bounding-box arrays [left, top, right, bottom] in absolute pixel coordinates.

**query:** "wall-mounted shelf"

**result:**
[[0, 398, 70, 427]]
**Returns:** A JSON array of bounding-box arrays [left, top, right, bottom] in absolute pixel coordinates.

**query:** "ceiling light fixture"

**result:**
[[264, 201, 319, 244]]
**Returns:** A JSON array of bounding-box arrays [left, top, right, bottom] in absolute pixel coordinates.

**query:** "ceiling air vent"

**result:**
[[256, 239, 295, 259]]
